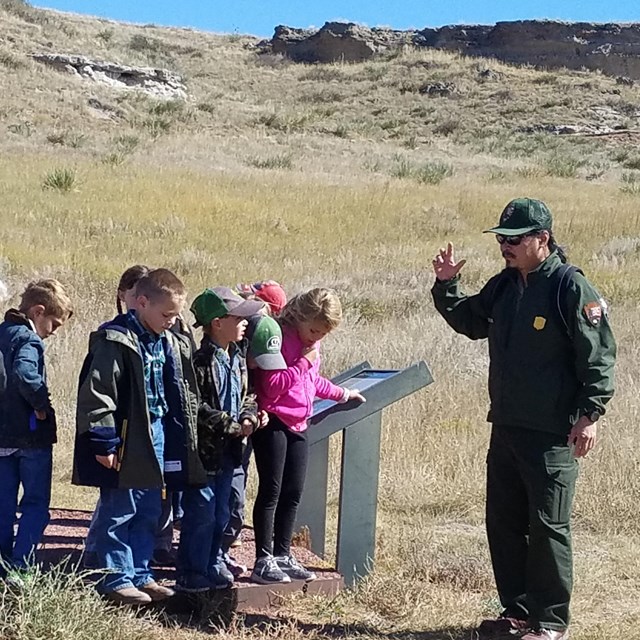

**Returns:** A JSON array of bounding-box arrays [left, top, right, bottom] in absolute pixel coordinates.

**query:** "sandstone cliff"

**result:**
[[269, 20, 640, 80]]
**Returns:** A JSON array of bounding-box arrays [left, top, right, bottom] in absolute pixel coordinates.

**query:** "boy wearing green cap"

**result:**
[[431, 198, 616, 640], [176, 287, 268, 592]]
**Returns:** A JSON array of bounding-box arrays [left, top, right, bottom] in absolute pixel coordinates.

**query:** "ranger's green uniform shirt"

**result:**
[[431, 251, 616, 435]]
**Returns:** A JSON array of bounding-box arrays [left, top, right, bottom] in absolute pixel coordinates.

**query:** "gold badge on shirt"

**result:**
[[533, 316, 547, 331]]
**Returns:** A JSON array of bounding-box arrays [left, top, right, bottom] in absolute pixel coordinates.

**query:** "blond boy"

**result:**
[[0, 279, 72, 573]]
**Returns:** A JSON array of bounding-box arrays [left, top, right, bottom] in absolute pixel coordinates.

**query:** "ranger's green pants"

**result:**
[[486, 424, 578, 631]]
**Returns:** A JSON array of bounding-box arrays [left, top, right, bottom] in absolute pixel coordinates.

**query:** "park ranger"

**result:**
[[431, 198, 616, 640]]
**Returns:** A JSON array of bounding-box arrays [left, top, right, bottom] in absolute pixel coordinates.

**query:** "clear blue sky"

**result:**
[[35, 1, 640, 39]]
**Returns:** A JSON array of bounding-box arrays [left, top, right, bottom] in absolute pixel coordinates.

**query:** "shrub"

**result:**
[[622, 156, 640, 170], [128, 34, 161, 53], [414, 161, 454, 184], [390, 156, 414, 179], [403, 134, 419, 150], [7, 121, 34, 137], [610, 148, 630, 164], [42, 168, 77, 192], [96, 28, 113, 43], [358, 63, 389, 81], [620, 172, 640, 195], [46, 131, 86, 148], [514, 165, 545, 179], [101, 152, 127, 167], [143, 117, 172, 139], [390, 156, 453, 184], [298, 66, 344, 82], [433, 119, 460, 136], [380, 119, 406, 131], [149, 99, 185, 117], [532, 73, 557, 85], [246, 153, 293, 170], [196, 102, 217, 114], [0, 50, 26, 69], [545, 155, 582, 178], [332, 124, 349, 138], [0, 0, 34, 21], [299, 90, 345, 104], [112, 134, 140, 154], [256, 111, 309, 134]]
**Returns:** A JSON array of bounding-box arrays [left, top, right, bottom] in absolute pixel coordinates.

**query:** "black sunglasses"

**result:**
[[496, 232, 537, 246]]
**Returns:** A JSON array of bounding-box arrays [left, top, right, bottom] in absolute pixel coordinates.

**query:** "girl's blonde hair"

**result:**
[[19, 279, 73, 320], [116, 265, 150, 314], [279, 288, 342, 330]]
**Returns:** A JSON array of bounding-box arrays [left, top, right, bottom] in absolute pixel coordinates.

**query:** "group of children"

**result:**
[[0, 267, 364, 605]]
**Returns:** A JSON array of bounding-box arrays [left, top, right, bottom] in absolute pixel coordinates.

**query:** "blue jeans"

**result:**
[[86, 489, 183, 555], [0, 447, 52, 571], [223, 441, 252, 551], [177, 457, 234, 587], [94, 417, 164, 594]]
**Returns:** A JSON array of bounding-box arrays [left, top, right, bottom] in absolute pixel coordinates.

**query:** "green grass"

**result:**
[[0, 562, 152, 640], [42, 167, 77, 192]]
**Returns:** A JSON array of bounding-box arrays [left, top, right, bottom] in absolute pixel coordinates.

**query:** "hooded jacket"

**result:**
[[73, 313, 206, 490], [253, 324, 344, 432], [0, 309, 56, 448]]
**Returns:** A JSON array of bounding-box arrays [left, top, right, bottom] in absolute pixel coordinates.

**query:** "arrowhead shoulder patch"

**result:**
[[583, 302, 602, 326]]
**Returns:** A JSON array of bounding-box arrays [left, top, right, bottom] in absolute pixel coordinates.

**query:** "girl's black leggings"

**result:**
[[251, 414, 309, 559]]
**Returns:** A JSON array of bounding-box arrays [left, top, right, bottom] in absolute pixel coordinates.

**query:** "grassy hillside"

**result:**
[[1, 2, 640, 639]]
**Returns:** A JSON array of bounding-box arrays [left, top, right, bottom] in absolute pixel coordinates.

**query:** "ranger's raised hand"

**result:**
[[432, 242, 467, 281]]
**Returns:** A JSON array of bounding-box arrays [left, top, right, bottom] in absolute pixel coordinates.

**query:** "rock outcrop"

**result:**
[[271, 22, 413, 63], [268, 20, 640, 80], [31, 54, 187, 99]]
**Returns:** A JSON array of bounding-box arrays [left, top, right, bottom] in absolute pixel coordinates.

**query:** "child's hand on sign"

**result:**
[[340, 388, 366, 404]]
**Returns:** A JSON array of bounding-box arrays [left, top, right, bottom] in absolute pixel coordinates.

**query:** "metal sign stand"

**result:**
[[296, 360, 434, 586]]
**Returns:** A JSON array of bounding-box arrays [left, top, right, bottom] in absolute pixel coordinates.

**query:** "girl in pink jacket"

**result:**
[[250, 288, 364, 585]]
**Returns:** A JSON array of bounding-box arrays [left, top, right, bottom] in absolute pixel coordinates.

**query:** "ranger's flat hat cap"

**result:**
[[484, 198, 553, 236]]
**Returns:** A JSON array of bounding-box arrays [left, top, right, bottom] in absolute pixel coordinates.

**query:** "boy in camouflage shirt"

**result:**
[[175, 287, 262, 592]]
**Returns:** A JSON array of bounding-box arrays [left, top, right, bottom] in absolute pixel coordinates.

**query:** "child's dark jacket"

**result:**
[[0, 309, 56, 448], [194, 336, 258, 474], [73, 314, 206, 490]]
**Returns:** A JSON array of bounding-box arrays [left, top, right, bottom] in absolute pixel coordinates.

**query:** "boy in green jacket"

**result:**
[[74, 269, 205, 605]]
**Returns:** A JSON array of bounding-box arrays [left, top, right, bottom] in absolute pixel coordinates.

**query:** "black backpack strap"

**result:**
[[555, 264, 582, 336], [485, 270, 510, 316]]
